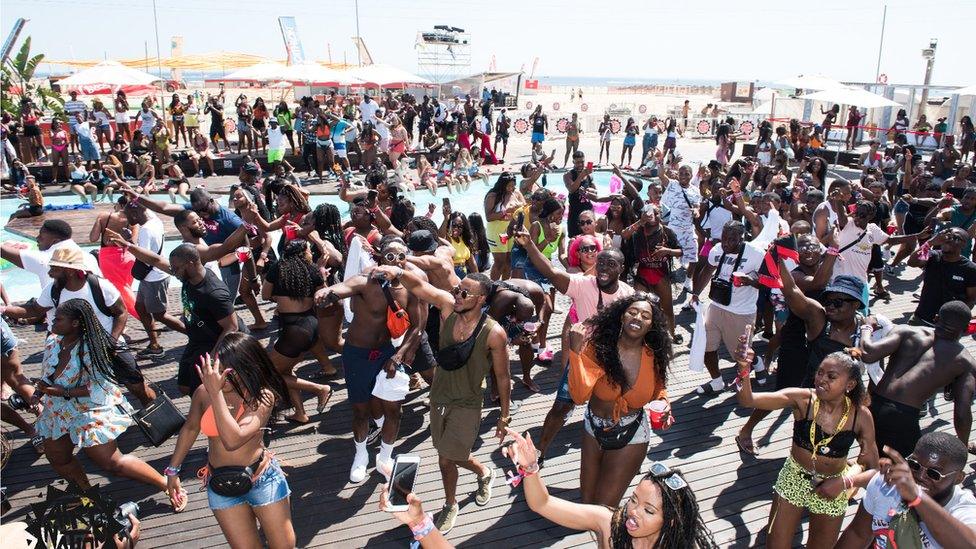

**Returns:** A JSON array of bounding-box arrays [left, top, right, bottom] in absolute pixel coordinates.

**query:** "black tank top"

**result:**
[[792, 393, 859, 458], [803, 316, 861, 387], [532, 114, 546, 133], [567, 168, 595, 237]]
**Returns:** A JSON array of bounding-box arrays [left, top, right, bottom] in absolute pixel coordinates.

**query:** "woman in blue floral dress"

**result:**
[[35, 299, 187, 511]]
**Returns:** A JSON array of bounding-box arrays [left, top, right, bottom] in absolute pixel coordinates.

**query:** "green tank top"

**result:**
[[535, 221, 562, 258], [429, 312, 496, 409]]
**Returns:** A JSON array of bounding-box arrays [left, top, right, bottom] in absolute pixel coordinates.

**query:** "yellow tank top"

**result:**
[[451, 238, 471, 266]]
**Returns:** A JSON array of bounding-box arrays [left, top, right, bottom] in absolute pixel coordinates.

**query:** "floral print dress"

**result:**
[[34, 335, 133, 447]]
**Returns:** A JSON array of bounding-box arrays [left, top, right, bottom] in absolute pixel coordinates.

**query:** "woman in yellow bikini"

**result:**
[[484, 171, 525, 279]]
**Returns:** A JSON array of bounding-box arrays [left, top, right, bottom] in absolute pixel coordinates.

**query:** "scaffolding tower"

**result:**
[[416, 25, 471, 87]]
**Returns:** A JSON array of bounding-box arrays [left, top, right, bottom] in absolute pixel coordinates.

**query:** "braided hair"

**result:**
[[214, 332, 289, 412], [608, 468, 718, 549], [278, 183, 310, 216], [275, 239, 316, 298], [583, 293, 672, 390], [312, 203, 347, 257], [57, 299, 124, 385]]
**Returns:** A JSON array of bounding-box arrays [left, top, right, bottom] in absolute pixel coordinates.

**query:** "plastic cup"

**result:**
[[499, 234, 509, 245], [647, 400, 669, 430], [284, 225, 297, 240], [732, 271, 746, 287], [235, 246, 251, 263]]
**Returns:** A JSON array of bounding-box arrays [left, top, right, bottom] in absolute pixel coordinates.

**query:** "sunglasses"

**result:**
[[383, 252, 406, 262], [906, 456, 960, 482], [648, 462, 688, 491], [823, 297, 859, 309], [579, 219, 595, 226], [451, 285, 482, 299], [579, 245, 598, 254]]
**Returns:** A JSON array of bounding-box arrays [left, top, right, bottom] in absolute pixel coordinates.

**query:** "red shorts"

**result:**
[[637, 266, 667, 286]]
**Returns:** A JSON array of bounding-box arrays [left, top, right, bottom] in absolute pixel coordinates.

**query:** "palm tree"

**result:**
[[1, 36, 63, 117]]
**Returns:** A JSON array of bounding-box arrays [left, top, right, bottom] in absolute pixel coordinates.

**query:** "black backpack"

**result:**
[[50, 273, 115, 318]]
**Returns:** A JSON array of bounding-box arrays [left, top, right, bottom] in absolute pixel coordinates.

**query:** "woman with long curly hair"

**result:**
[[36, 299, 186, 511], [166, 332, 294, 548], [503, 428, 717, 548], [598, 195, 637, 250], [467, 212, 492, 273], [304, 203, 347, 376], [242, 183, 312, 255], [439, 209, 478, 276], [735, 333, 878, 549], [261, 239, 333, 424], [567, 293, 673, 507]]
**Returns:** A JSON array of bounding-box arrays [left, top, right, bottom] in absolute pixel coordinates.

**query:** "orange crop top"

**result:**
[[201, 404, 246, 438], [568, 344, 667, 421]]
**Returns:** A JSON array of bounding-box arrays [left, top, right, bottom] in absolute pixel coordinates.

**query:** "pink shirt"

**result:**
[[565, 274, 634, 322]]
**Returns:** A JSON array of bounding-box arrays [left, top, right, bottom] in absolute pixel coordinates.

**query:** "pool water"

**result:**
[[0, 170, 631, 301]]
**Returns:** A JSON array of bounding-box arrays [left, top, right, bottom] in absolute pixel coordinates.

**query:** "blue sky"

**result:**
[[2, 0, 974, 85]]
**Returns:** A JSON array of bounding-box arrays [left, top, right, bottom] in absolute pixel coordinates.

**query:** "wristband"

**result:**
[[905, 494, 922, 508], [163, 465, 181, 477], [410, 512, 435, 540], [826, 246, 840, 256]]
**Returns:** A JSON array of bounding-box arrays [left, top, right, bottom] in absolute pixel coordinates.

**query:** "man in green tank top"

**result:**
[[371, 267, 511, 535]]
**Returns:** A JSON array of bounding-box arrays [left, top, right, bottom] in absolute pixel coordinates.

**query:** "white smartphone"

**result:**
[[387, 455, 421, 512]]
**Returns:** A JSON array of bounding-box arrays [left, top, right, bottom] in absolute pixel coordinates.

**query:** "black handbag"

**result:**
[[587, 413, 643, 451], [436, 313, 488, 371], [130, 387, 185, 447], [708, 246, 745, 306], [131, 238, 164, 281]]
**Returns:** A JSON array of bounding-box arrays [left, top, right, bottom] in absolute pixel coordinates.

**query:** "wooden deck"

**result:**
[[2, 264, 974, 548], [4, 202, 184, 241]]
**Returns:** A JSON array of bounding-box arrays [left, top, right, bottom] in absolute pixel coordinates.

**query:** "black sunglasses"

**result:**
[[579, 219, 595, 226], [579, 245, 599, 254], [907, 456, 960, 482], [451, 285, 482, 299], [383, 252, 406, 262], [648, 462, 688, 490], [823, 297, 859, 309]]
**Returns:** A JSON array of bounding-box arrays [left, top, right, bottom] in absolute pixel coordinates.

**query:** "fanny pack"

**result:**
[[708, 246, 745, 306], [206, 452, 267, 497], [132, 237, 164, 281], [381, 281, 411, 339], [587, 412, 642, 451], [437, 313, 488, 371]]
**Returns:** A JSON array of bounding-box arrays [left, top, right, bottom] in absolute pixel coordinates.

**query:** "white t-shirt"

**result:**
[[832, 221, 889, 280], [862, 472, 976, 549], [136, 214, 169, 283], [359, 100, 379, 124], [37, 275, 121, 335], [19, 239, 101, 289], [267, 126, 284, 151], [701, 203, 733, 240], [707, 242, 765, 315]]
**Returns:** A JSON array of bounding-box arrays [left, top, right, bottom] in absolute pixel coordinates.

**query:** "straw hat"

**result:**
[[47, 247, 90, 272]]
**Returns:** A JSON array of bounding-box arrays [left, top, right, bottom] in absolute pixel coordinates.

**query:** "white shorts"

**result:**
[[115, 113, 129, 125], [673, 225, 699, 266]]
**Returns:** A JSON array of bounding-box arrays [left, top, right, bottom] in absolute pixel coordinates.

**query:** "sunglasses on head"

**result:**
[[579, 245, 599, 254], [383, 252, 406, 262], [906, 456, 960, 482], [648, 462, 688, 491], [823, 297, 859, 308], [451, 285, 482, 299], [579, 219, 595, 226]]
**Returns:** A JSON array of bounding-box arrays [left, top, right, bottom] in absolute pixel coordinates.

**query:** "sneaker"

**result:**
[[435, 502, 459, 534], [683, 279, 693, 292], [349, 448, 369, 483], [365, 420, 382, 444], [475, 467, 495, 506], [136, 346, 165, 360]]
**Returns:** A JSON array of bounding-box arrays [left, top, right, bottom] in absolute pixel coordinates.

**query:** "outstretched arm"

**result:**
[[373, 265, 455, 313], [512, 230, 571, 294]]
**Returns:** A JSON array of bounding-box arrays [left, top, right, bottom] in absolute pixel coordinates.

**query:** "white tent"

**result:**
[[775, 75, 846, 91], [222, 62, 290, 82], [799, 86, 901, 108], [953, 84, 976, 96], [344, 63, 431, 88], [283, 63, 362, 86], [57, 60, 159, 95], [753, 87, 780, 101]]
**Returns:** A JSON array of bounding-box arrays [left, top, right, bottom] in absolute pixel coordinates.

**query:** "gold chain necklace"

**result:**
[[808, 394, 851, 486]]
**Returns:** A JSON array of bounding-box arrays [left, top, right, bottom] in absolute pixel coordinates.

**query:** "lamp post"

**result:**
[[917, 38, 937, 118]]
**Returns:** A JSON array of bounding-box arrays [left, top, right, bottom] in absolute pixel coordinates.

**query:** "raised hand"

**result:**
[[879, 445, 920, 503], [195, 353, 231, 396]]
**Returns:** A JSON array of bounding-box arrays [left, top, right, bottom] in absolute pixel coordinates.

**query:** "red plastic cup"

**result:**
[[968, 319, 976, 335], [732, 271, 746, 287], [235, 246, 251, 263], [885, 225, 897, 235], [499, 234, 509, 245], [284, 225, 297, 240], [647, 400, 669, 430]]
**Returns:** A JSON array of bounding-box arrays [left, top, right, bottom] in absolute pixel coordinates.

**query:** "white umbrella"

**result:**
[[953, 84, 976, 96], [57, 60, 159, 95], [222, 62, 290, 82], [799, 86, 901, 108], [753, 87, 779, 101], [283, 63, 362, 86], [345, 63, 431, 88], [751, 101, 775, 115], [775, 74, 846, 91]]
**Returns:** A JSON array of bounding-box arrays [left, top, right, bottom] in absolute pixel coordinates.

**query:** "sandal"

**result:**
[[317, 386, 333, 414], [735, 434, 758, 456], [695, 382, 723, 398], [30, 434, 45, 454]]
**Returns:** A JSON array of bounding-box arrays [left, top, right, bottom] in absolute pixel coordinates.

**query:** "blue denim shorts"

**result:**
[[555, 362, 573, 403], [207, 460, 291, 511]]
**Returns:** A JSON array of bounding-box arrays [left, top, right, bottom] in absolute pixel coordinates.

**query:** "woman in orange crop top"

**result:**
[[567, 293, 674, 507], [165, 333, 296, 548]]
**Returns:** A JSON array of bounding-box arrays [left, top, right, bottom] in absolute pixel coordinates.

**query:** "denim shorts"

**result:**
[[510, 245, 529, 270], [207, 460, 290, 511], [555, 362, 573, 403]]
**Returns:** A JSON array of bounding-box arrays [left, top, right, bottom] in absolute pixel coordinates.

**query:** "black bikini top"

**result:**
[[792, 393, 858, 459]]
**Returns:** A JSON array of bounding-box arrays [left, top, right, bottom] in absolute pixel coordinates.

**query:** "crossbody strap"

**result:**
[[837, 231, 867, 254]]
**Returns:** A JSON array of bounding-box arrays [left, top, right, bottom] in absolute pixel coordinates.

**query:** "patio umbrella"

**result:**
[[344, 63, 431, 88], [798, 86, 901, 108], [283, 63, 362, 87], [775, 75, 846, 91], [953, 84, 976, 96], [222, 62, 290, 82], [57, 60, 159, 95], [753, 87, 779, 101]]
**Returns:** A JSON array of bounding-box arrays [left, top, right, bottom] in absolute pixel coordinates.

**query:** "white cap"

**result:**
[[371, 368, 410, 402]]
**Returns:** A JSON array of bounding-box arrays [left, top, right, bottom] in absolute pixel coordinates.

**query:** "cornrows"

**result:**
[[58, 299, 123, 386]]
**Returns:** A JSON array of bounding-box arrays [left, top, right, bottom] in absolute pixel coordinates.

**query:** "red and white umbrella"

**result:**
[[57, 60, 159, 95]]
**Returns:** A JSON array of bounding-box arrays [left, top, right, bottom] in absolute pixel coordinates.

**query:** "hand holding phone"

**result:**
[[386, 455, 420, 512], [515, 210, 525, 229]]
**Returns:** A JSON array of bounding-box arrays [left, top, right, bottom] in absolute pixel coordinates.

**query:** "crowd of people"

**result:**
[[1, 84, 976, 549]]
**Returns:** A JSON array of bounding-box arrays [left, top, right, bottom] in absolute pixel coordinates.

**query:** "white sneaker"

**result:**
[[683, 279, 693, 292], [375, 454, 393, 482], [350, 448, 369, 483]]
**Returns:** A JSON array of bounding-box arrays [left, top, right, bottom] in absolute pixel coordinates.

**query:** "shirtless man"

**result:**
[[860, 300, 976, 456], [314, 236, 426, 483], [486, 278, 547, 393]]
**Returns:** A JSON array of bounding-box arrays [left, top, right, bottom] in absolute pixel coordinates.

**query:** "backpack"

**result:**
[[50, 273, 114, 318]]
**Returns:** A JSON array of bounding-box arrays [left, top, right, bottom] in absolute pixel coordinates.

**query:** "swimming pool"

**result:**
[[0, 170, 632, 301]]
